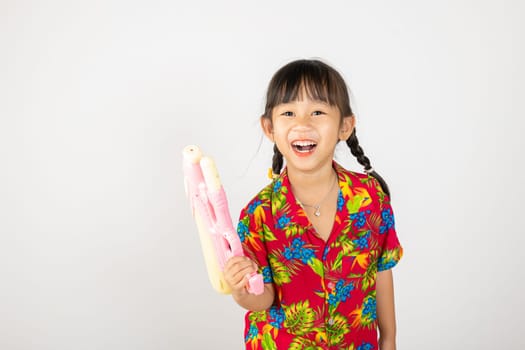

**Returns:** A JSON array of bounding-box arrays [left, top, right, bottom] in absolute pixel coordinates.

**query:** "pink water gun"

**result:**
[[182, 145, 264, 295]]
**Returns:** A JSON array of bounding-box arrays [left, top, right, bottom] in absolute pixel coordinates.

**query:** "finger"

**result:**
[[224, 256, 252, 271], [227, 264, 254, 285], [236, 265, 258, 281], [224, 257, 259, 290], [226, 258, 257, 276]]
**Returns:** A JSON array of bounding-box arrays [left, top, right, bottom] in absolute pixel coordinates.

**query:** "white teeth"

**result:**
[[292, 141, 316, 146], [292, 140, 317, 153]]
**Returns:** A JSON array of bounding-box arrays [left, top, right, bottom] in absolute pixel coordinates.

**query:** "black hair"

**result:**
[[262, 59, 391, 197]]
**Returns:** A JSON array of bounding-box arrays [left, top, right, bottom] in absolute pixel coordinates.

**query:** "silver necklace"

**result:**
[[296, 174, 338, 217]]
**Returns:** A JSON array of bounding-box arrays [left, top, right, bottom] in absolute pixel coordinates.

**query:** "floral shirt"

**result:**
[[236, 162, 403, 350]]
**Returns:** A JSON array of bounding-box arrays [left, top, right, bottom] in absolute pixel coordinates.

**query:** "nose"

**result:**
[[292, 114, 312, 130]]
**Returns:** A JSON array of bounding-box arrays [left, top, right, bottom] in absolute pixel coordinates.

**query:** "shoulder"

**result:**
[[335, 163, 377, 189], [238, 180, 275, 219], [335, 163, 389, 206]]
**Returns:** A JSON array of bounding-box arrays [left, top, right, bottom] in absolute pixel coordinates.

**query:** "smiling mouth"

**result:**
[[292, 140, 317, 153]]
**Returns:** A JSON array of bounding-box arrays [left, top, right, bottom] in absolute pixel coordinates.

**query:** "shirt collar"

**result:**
[[270, 161, 349, 234]]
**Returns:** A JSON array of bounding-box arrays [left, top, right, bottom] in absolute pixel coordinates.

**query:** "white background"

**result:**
[[1, 0, 524, 349]]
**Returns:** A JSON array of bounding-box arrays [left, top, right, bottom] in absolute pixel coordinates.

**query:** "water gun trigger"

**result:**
[[247, 273, 264, 295]]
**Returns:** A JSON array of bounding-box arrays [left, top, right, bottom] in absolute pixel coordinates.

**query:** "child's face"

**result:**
[[261, 96, 354, 175]]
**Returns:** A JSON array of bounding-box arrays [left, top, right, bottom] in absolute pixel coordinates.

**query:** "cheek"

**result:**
[[269, 128, 287, 146], [276, 132, 291, 146], [318, 121, 342, 139], [270, 121, 289, 137]]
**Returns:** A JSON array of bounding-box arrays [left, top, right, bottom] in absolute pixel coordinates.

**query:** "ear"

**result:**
[[339, 115, 355, 141], [260, 116, 274, 142]]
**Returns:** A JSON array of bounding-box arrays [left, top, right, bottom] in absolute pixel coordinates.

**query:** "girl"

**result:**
[[224, 59, 403, 350]]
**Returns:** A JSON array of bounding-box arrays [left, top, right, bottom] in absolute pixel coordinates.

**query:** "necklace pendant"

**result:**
[[314, 206, 321, 217]]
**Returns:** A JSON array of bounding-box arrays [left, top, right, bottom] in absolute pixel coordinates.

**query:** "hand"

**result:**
[[223, 256, 258, 296]]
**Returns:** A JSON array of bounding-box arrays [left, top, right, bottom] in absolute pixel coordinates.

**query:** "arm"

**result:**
[[224, 256, 275, 311], [376, 269, 397, 350]]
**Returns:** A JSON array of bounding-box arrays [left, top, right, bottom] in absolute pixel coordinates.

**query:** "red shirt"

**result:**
[[237, 162, 403, 349]]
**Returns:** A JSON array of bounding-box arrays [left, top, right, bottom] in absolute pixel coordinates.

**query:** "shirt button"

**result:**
[[328, 317, 334, 326]]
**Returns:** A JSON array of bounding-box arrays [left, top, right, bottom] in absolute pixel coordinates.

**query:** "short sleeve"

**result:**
[[237, 201, 273, 283], [375, 190, 404, 272]]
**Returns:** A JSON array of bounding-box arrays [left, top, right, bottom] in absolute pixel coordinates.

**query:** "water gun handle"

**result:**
[[183, 145, 264, 295]]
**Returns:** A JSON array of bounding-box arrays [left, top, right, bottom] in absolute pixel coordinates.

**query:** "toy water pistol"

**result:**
[[182, 145, 264, 295]]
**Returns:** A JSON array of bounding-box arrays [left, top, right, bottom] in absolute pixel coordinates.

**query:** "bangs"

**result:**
[[271, 76, 335, 105], [264, 60, 351, 115]]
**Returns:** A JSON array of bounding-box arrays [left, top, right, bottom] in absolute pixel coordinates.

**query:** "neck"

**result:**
[[288, 163, 337, 203]]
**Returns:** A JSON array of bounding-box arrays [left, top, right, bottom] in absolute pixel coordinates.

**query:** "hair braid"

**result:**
[[346, 129, 391, 197], [272, 144, 284, 176]]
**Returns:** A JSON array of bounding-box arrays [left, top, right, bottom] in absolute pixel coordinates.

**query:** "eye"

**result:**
[[281, 111, 294, 117], [312, 110, 325, 116]]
